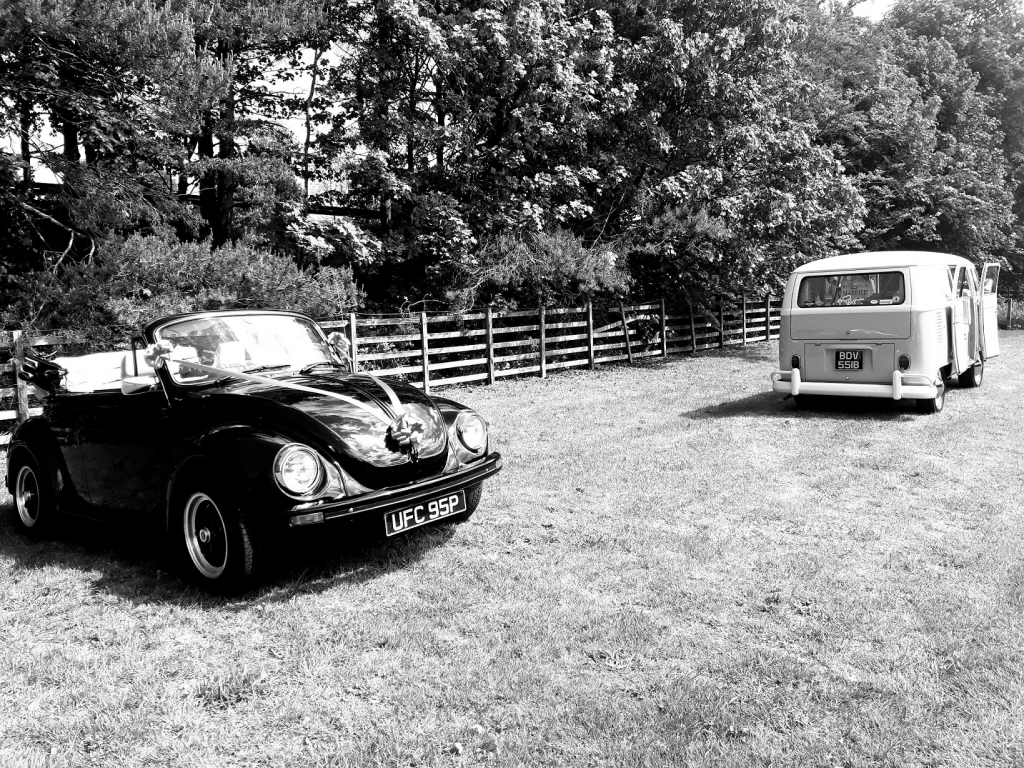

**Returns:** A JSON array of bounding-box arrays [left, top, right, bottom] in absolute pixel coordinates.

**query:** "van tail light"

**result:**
[[791, 355, 801, 369], [898, 354, 910, 371]]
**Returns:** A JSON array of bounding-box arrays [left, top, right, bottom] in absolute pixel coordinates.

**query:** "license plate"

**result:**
[[835, 350, 863, 370], [384, 490, 467, 536]]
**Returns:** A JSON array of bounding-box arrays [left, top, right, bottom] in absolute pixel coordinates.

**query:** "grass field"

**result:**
[[1, 334, 1023, 767]]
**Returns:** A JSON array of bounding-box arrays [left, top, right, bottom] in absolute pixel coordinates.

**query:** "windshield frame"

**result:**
[[147, 310, 340, 388]]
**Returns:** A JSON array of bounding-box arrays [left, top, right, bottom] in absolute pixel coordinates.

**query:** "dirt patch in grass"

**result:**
[[2, 335, 1023, 766]]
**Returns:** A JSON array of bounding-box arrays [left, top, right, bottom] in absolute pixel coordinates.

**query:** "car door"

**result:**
[[979, 263, 1001, 358], [951, 267, 972, 374], [43, 393, 92, 506], [75, 387, 175, 522]]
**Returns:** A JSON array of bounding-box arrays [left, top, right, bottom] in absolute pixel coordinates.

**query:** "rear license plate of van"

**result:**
[[835, 350, 863, 370]]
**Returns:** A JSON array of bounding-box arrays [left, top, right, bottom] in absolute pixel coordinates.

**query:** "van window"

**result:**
[[796, 272, 906, 308], [955, 268, 971, 298]]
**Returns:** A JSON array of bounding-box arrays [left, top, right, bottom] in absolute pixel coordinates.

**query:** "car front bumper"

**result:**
[[285, 452, 503, 527], [770, 370, 940, 400]]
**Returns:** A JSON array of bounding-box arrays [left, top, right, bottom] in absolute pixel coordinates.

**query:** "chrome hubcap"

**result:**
[[15, 465, 40, 528], [183, 492, 228, 579]]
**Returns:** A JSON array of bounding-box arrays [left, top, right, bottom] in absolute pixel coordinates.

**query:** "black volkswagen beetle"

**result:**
[[6, 310, 502, 591]]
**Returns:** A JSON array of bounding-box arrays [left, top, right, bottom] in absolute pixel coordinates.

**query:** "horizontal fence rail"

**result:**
[[0, 296, 785, 438], [320, 297, 782, 394]]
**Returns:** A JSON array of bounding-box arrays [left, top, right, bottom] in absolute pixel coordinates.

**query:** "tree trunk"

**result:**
[[18, 96, 32, 189], [60, 112, 81, 164], [198, 109, 217, 239], [303, 47, 324, 199], [214, 71, 237, 246], [197, 41, 238, 246]]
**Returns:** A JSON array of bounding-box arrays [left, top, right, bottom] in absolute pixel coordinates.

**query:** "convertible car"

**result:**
[[6, 310, 502, 591]]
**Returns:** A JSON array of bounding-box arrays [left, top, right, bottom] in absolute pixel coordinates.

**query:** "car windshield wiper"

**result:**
[[243, 364, 291, 374], [299, 361, 347, 374]]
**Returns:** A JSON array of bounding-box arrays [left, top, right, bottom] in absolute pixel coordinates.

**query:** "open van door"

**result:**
[[980, 263, 1000, 358], [951, 267, 972, 374]]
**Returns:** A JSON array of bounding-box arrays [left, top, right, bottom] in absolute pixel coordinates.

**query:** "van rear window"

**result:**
[[796, 272, 905, 308]]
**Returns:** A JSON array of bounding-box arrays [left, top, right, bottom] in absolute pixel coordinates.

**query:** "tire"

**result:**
[[9, 448, 57, 535], [175, 481, 257, 593], [916, 374, 946, 414], [960, 358, 984, 388], [451, 483, 483, 523]]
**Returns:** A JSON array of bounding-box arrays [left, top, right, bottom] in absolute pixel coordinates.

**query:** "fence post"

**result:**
[[742, 295, 748, 346], [660, 298, 668, 358], [1008, 297, 1014, 329], [689, 304, 697, 354], [348, 313, 359, 372], [539, 305, 547, 379], [13, 330, 28, 424], [586, 302, 595, 370], [719, 300, 725, 348], [485, 306, 495, 385], [765, 295, 772, 340], [420, 311, 430, 394], [619, 302, 634, 364]]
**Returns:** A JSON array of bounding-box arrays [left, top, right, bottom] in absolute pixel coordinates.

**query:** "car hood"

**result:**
[[205, 372, 448, 468]]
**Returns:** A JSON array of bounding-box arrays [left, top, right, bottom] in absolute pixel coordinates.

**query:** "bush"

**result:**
[[1, 234, 364, 338], [447, 229, 630, 310]]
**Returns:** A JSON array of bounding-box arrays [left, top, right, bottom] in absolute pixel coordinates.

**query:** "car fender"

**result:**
[[166, 426, 292, 533], [5, 418, 77, 506], [427, 395, 491, 462]]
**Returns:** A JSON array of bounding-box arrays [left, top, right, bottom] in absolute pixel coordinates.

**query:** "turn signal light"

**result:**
[[898, 355, 910, 371], [791, 355, 801, 369], [290, 511, 324, 527]]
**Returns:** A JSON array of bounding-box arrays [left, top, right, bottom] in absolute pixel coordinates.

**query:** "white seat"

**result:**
[[120, 352, 160, 394], [214, 341, 247, 371], [54, 351, 129, 393]]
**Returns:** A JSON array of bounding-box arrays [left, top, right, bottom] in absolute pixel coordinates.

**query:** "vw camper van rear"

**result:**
[[771, 251, 1000, 413]]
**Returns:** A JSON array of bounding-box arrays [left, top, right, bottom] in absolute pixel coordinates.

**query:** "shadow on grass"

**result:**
[[0, 504, 457, 606], [682, 390, 922, 421]]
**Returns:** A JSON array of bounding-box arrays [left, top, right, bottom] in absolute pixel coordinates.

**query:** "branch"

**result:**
[[21, 203, 93, 270]]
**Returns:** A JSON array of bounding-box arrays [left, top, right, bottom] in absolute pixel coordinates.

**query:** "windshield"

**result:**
[[153, 313, 337, 385], [796, 272, 906, 308]]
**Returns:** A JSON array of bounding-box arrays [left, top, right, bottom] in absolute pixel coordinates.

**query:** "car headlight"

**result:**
[[274, 444, 324, 498], [457, 413, 487, 453]]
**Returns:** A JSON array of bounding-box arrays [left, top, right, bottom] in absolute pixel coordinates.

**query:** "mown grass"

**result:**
[[1, 335, 1023, 767]]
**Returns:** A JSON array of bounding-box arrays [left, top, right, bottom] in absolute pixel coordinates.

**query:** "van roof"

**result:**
[[793, 251, 972, 273]]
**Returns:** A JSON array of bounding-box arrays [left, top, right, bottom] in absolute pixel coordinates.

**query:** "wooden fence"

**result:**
[[0, 296, 786, 441], [319, 297, 782, 392]]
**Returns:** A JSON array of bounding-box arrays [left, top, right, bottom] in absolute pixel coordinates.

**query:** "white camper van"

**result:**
[[770, 251, 1000, 413]]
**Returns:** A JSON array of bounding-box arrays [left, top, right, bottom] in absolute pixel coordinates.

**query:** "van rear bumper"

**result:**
[[770, 369, 939, 400]]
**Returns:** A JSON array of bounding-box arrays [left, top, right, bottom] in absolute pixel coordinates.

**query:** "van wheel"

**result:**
[[960, 359, 984, 388], [916, 375, 946, 414]]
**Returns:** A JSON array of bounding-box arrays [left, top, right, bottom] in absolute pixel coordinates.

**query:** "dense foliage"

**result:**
[[1, 0, 1021, 329]]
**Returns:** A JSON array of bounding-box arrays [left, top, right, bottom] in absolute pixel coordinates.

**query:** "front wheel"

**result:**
[[960, 358, 984, 388], [9, 449, 57, 535], [916, 375, 946, 414], [176, 483, 257, 593]]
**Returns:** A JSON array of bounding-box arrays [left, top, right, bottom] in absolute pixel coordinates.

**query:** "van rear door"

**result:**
[[980, 263, 1001, 358]]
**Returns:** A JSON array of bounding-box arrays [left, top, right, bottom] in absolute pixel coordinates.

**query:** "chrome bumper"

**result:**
[[288, 452, 503, 526], [770, 369, 938, 400]]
